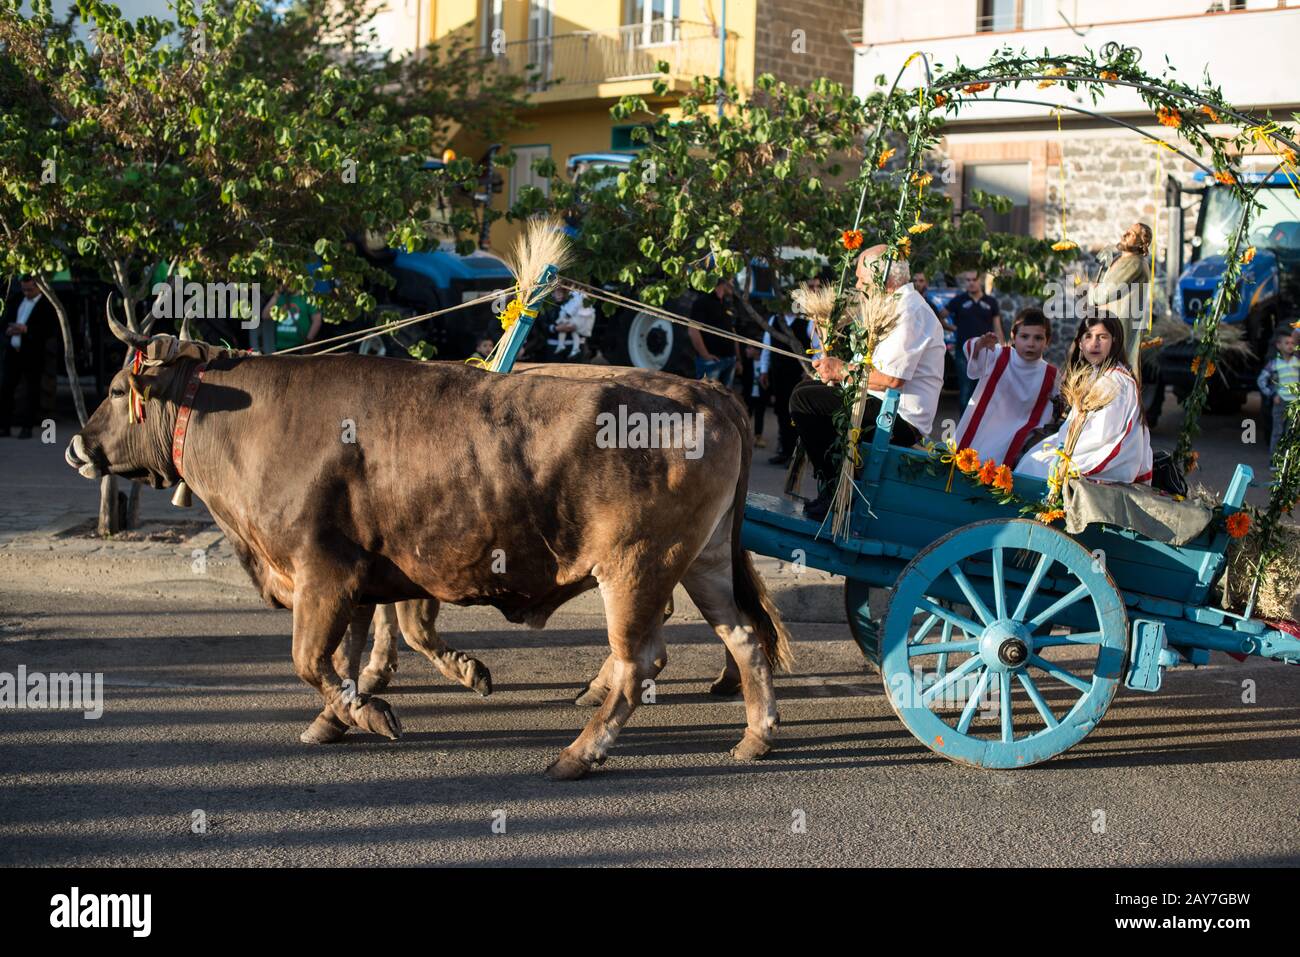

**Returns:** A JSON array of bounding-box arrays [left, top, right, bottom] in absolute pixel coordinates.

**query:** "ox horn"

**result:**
[[178, 314, 194, 342], [105, 295, 152, 349]]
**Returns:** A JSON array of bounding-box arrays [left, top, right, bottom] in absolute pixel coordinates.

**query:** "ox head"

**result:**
[[65, 300, 218, 489]]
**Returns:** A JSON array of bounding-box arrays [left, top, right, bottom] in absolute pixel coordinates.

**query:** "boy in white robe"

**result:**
[[954, 307, 1059, 465], [1017, 315, 1153, 485]]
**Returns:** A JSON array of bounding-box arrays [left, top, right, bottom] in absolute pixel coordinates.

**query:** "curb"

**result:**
[[0, 533, 850, 624]]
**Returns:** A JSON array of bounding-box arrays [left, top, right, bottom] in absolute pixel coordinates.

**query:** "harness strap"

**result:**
[[172, 362, 207, 478]]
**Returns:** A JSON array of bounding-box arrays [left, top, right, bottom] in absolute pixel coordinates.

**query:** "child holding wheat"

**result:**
[[1016, 314, 1153, 487]]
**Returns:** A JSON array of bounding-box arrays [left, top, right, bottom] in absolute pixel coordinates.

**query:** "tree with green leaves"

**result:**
[[0, 0, 523, 532]]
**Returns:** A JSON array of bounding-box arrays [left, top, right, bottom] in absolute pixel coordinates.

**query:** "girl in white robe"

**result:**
[[1016, 315, 1153, 485]]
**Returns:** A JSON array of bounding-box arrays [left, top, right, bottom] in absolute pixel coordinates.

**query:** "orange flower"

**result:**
[[933, 93, 948, 106], [842, 229, 864, 250], [963, 81, 992, 93], [1099, 70, 1119, 82], [955, 447, 980, 473], [1187, 450, 1200, 473], [911, 171, 934, 186], [978, 458, 998, 485], [1157, 106, 1182, 129], [1141, 336, 1164, 350], [1191, 356, 1217, 377], [1214, 170, 1236, 186], [1036, 509, 1066, 524], [1283, 147, 1298, 167], [877, 147, 896, 168], [1225, 511, 1251, 539], [1200, 104, 1220, 123], [1242, 246, 1257, 264], [993, 465, 1014, 492]]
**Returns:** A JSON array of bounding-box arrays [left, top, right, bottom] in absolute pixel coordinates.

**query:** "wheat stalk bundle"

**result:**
[[505, 217, 573, 308], [829, 285, 903, 537], [792, 282, 841, 352], [1054, 363, 1119, 502]]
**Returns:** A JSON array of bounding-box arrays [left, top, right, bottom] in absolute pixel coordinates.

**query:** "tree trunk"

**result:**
[[98, 475, 120, 536], [33, 278, 89, 426]]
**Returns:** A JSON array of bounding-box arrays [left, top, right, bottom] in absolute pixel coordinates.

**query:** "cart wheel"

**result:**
[[880, 518, 1128, 769]]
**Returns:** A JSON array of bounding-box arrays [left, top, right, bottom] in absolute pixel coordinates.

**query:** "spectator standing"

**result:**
[[938, 271, 1003, 409], [1257, 325, 1300, 460], [761, 299, 814, 465], [688, 279, 740, 388], [1, 275, 57, 439], [261, 289, 322, 352], [740, 343, 767, 447]]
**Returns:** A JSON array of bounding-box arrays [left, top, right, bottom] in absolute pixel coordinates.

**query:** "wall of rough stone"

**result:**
[[752, 0, 859, 90]]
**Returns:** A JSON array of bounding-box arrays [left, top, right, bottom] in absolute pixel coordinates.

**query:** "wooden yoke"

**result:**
[[488, 264, 559, 374]]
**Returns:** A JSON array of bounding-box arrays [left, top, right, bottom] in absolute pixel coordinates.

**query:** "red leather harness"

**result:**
[[171, 362, 207, 478]]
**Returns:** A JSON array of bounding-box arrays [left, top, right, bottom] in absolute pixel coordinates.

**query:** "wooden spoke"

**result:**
[[947, 563, 995, 626], [992, 546, 1007, 620], [1027, 582, 1090, 630], [1027, 653, 1091, 694], [916, 598, 983, 638], [999, 671, 1013, 743], [1016, 672, 1059, 729], [920, 653, 984, 706], [908, 639, 979, 658], [1012, 552, 1052, 622], [956, 667, 991, 734]]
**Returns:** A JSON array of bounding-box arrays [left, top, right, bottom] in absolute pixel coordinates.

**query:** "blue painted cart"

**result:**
[[741, 391, 1300, 769]]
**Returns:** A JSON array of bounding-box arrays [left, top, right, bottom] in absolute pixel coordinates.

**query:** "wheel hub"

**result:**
[[978, 619, 1034, 673]]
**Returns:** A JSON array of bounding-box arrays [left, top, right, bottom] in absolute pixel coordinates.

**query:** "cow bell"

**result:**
[[171, 480, 193, 508]]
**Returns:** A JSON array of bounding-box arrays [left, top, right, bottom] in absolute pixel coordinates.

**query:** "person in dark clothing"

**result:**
[[739, 344, 768, 446], [938, 271, 1003, 410], [761, 297, 814, 465], [1, 275, 58, 438], [688, 279, 740, 388]]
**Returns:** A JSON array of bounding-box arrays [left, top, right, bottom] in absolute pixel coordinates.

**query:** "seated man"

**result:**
[[792, 245, 946, 521]]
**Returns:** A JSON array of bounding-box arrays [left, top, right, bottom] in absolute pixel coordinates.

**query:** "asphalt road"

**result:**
[[2, 574, 1297, 867]]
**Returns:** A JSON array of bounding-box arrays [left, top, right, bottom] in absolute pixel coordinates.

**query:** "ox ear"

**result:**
[[125, 363, 182, 404]]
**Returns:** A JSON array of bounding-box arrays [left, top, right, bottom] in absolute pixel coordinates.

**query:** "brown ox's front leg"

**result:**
[[292, 588, 401, 743], [546, 585, 669, 780], [389, 598, 492, 696], [302, 604, 375, 744]]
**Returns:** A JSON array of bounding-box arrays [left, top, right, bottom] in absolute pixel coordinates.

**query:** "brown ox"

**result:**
[[360, 363, 748, 704], [67, 333, 790, 778]]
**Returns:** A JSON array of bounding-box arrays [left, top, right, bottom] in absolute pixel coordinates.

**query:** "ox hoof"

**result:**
[[350, 696, 402, 741], [573, 684, 607, 707], [300, 714, 349, 744], [544, 750, 591, 781], [358, 666, 395, 695], [468, 661, 493, 697], [708, 670, 743, 697], [729, 731, 772, 762]]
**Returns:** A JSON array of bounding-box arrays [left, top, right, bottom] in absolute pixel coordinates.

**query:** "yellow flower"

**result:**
[[877, 147, 896, 169], [1214, 170, 1236, 186], [911, 171, 934, 186], [897, 236, 912, 257], [1099, 70, 1119, 82], [499, 298, 523, 330], [955, 448, 980, 473], [1052, 239, 1078, 252], [1242, 246, 1257, 264], [908, 222, 933, 234]]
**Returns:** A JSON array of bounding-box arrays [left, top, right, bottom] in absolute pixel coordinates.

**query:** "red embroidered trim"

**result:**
[[957, 347, 1010, 451], [171, 363, 207, 478], [1005, 363, 1057, 465]]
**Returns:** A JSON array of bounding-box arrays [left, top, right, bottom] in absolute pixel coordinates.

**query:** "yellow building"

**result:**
[[378, 1, 859, 253]]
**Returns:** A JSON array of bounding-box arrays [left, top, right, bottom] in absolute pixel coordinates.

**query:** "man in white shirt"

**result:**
[[790, 245, 946, 520]]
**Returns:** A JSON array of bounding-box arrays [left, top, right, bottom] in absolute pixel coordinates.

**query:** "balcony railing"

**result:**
[[482, 20, 735, 94]]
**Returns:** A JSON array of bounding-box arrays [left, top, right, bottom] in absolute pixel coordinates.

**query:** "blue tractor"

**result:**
[[349, 151, 516, 359], [1159, 171, 1300, 411]]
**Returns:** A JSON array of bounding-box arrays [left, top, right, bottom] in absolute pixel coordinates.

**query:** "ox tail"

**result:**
[[728, 414, 794, 674]]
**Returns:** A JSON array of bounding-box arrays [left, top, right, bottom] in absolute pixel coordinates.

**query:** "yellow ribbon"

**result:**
[[938, 443, 959, 493], [1246, 123, 1300, 199]]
